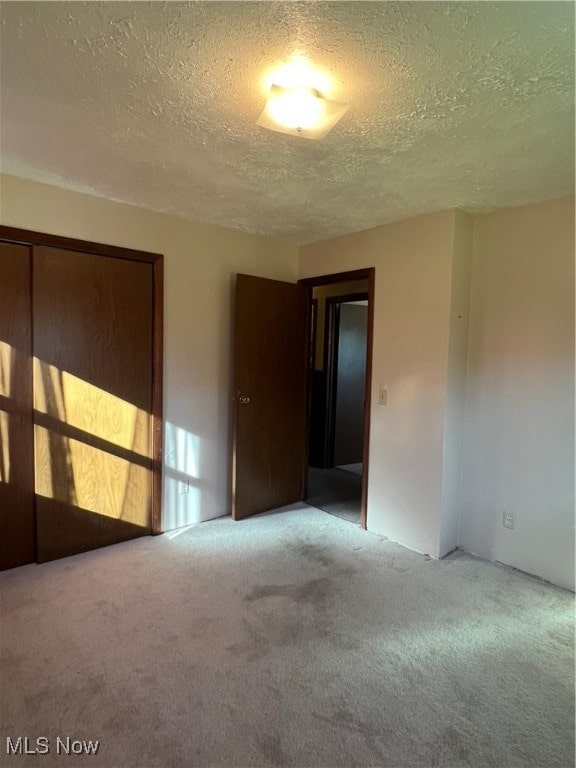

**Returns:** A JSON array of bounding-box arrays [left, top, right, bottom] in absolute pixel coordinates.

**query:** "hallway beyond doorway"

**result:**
[[306, 465, 362, 525]]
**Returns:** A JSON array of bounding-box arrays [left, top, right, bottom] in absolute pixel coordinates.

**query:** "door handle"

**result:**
[[237, 394, 251, 404]]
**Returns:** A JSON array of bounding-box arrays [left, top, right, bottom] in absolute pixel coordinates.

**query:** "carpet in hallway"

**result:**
[[306, 467, 361, 524], [336, 463, 363, 476]]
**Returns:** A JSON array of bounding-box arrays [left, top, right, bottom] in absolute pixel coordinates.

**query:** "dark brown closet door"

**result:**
[[0, 243, 35, 569], [33, 246, 154, 562]]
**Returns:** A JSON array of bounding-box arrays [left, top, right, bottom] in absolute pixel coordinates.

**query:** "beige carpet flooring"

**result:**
[[1, 504, 574, 768]]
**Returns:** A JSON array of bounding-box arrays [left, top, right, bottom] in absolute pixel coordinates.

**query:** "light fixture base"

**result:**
[[256, 84, 349, 140]]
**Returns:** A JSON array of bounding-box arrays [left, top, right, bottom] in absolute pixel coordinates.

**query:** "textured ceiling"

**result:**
[[1, 2, 574, 244]]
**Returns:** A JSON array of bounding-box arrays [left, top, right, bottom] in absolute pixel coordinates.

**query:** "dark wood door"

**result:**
[[33, 246, 154, 562], [232, 274, 309, 520], [0, 243, 35, 569]]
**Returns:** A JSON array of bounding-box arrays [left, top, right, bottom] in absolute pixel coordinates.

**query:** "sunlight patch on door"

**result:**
[[1, 342, 17, 483], [34, 425, 151, 526], [33, 356, 152, 525], [33, 358, 150, 457], [0, 341, 12, 398], [0, 411, 9, 483]]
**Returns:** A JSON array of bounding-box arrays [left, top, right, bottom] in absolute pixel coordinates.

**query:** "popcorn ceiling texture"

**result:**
[[1, 1, 573, 243]]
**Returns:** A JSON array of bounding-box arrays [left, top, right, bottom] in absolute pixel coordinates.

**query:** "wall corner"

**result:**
[[438, 209, 474, 557]]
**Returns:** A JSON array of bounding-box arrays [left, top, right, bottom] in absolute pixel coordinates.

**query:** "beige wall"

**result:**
[[461, 198, 575, 590], [300, 209, 463, 557], [439, 211, 474, 555], [0, 174, 299, 530], [3, 174, 572, 589]]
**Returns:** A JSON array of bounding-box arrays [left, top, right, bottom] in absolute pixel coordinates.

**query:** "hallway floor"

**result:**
[[306, 466, 362, 524]]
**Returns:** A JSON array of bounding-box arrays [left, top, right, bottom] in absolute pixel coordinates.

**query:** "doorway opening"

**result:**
[[299, 269, 374, 529]]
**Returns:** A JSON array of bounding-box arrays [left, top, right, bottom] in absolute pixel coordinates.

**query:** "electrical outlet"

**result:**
[[503, 510, 514, 529], [378, 388, 387, 406], [179, 479, 189, 495]]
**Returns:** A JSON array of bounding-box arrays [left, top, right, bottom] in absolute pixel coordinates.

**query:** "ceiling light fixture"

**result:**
[[257, 83, 350, 140]]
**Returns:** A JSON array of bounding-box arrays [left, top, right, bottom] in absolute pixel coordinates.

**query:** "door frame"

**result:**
[[299, 268, 375, 530], [0, 225, 164, 535]]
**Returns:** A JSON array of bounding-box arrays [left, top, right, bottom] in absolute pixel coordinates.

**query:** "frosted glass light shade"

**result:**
[[257, 84, 350, 140]]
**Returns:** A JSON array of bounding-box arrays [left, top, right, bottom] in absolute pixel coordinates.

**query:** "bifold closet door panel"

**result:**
[[0, 243, 35, 570], [33, 246, 154, 562]]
